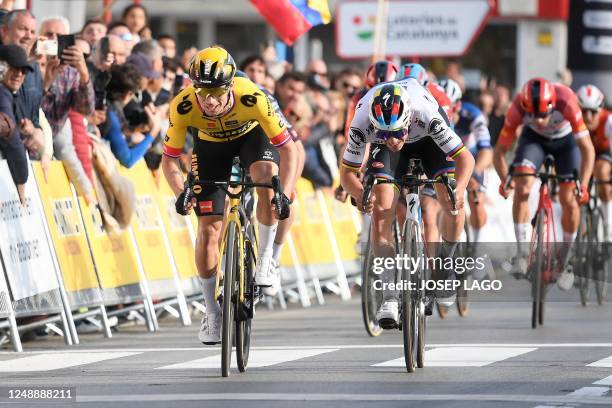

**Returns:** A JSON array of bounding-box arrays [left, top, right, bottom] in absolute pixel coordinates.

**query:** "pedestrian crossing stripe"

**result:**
[[587, 355, 612, 367], [0, 352, 142, 372], [373, 347, 537, 367], [155, 348, 339, 370]]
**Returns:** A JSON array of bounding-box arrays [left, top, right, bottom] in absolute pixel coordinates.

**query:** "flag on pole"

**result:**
[[250, 0, 331, 46]]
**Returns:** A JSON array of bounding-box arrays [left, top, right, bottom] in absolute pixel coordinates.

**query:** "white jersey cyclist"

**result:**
[[342, 78, 466, 176]]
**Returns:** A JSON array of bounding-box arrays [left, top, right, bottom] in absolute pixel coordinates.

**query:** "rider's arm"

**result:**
[[493, 97, 523, 182], [471, 114, 493, 174], [340, 125, 368, 202], [564, 94, 594, 187], [161, 94, 189, 196]]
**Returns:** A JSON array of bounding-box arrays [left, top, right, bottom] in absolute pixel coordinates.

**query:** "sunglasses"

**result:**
[[581, 108, 600, 116], [377, 128, 408, 141], [194, 85, 230, 99]]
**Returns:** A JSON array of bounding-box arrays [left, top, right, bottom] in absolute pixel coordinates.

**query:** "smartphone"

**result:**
[[98, 37, 109, 61], [57, 34, 75, 64], [35, 39, 58, 56]]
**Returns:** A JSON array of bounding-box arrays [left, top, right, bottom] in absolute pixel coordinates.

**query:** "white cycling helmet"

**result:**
[[576, 84, 604, 110], [438, 78, 463, 104], [368, 83, 412, 139]]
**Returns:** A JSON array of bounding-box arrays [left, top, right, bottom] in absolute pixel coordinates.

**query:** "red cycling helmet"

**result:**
[[520, 78, 557, 117], [364, 61, 398, 89]]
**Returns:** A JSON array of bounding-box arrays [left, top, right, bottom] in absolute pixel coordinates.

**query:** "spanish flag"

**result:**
[[250, 0, 331, 46]]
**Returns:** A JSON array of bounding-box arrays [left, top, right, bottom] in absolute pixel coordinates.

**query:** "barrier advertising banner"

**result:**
[[0, 161, 58, 300], [336, 0, 492, 58]]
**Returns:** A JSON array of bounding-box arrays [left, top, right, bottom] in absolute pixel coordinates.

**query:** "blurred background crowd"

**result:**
[[0, 0, 521, 217]]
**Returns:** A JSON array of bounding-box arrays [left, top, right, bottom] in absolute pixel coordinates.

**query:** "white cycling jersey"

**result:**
[[341, 78, 465, 171]]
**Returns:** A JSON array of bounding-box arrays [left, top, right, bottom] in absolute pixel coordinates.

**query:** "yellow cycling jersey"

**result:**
[[163, 77, 291, 157]]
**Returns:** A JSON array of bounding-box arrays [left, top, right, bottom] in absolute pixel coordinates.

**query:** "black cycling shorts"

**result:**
[[191, 125, 280, 216], [512, 127, 579, 178]]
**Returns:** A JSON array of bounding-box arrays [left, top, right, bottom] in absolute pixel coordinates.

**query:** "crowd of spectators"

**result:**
[[0, 2, 518, 219]]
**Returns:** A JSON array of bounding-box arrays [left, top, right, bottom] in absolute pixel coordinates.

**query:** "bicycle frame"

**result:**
[[528, 174, 558, 276]]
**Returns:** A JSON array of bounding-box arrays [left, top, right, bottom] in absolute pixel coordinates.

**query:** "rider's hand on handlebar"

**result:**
[[357, 194, 374, 214], [578, 184, 589, 205], [175, 191, 194, 215], [334, 185, 348, 203], [499, 181, 513, 199]]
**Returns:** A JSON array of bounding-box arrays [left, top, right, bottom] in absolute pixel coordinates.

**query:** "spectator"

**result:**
[[161, 56, 179, 95], [0, 9, 52, 172], [489, 84, 510, 146], [80, 18, 107, 47], [240, 55, 266, 85], [103, 63, 159, 168], [332, 68, 362, 101], [179, 46, 197, 71], [108, 22, 137, 52], [39, 16, 95, 202], [479, 91, 494, 121], [0, 0, 14, 12], [306, 59, 330, 90], [262, 74, 275, 94], [0, 45, 31, 204], [131, 39, 163, 74], [121, 4, 148, 43], [157, 34, 176, 59], [107, 34, 128, 65]]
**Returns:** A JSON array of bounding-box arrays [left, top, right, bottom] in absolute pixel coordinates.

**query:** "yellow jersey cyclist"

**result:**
[[161, 46, 298, 344]]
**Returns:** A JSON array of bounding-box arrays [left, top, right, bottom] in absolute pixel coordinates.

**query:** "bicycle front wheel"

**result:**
[[593, 208, 608, 305], [221, 221, 239, 377], [236, 231, 254, 372], [361, 226, 383, 337], [531, 209, 545, 329], [402, 221, 421, 373], [576, 207, 591, 306]]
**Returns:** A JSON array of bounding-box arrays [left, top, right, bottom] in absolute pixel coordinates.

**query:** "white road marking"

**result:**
[[566, 387, 610, 397], [0, 352, 140, 372], [156, 348, 338, 370], [75, 393, 612, 405], [588, 355, 612, 367], [373, 347, 536, 367], [2, 343, 611, 354], [593, 375, 612, 386]]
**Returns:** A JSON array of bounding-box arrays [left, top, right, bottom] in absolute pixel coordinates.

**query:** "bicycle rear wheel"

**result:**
[[456, 229, 471, 317], [576, 208, 591, 306], [236, 231, 254, 372], [361, 226, 383, 337], [593, 208, 608, 305], [402, 221, 420, 373], [531, 209, 545, 329], [221, 222, 239, 377]]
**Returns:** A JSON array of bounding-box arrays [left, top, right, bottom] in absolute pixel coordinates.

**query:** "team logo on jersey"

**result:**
[[225, 120, 238, 126], [199, 200, 213, 213], [428, 118, 444, 135], [177, 95, 193, 115], [240, 92, 261, 107], [371, 161, 384, 169], [371, 146, 381, 158], [262, 150, 274, 160], [349, 127, 366, 145], [164, 135, 169, 142], [207, 122, 216, 128]]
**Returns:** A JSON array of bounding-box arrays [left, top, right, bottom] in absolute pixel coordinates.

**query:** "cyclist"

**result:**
[[237, 58, 305, 295], [340, 80, 475, 326], [576, 84, 611, 242], [398, 65, 454, 249], [161, 46, 298, 344], [439, 78, 493, 249], [494, 77, 594, 290], [336, 60, 398, 251]]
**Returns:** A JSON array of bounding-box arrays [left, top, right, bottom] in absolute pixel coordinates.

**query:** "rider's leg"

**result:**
[[595, 157, 612, 241], [468, 178, 487, 244], [421, 193, 441, 257], [371, 183, 400, 302], [196, 216, 224, 314]]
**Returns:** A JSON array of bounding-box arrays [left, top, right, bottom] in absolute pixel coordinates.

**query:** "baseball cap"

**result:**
[[0, 45, 34, 72], [126, 52, 161, 80]]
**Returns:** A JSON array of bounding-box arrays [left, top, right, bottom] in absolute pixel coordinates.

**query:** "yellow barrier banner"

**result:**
[[120, 162, 174, 281], [321, 192, 359, 261], [281, 179, 334, 266], [154, 174, 198, 280], [32, 162, 98, 292], [77, 196, 141, 289]]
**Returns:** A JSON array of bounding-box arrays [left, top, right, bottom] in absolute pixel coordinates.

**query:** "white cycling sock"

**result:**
[[514, 223, 530, 256], [361, 213, 371, 243], [472, 227, 482, 243], [563, 230, 577, 242], [200, 276, 220, 314], [604, 201, 612, 241], [272, 242, 283, 264], [258, 222, 278, 259]]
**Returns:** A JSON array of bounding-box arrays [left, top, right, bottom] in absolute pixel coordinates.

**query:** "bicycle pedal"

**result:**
[[378, 318, 398, 330]]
